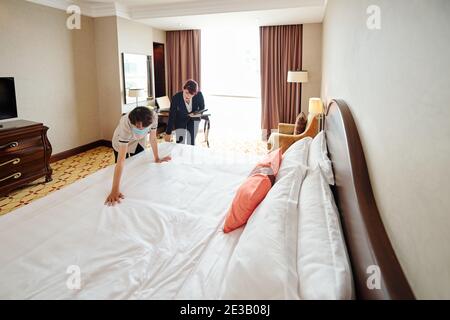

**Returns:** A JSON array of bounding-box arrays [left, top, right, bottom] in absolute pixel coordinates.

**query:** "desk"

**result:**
[[157, 111, 210, 147], [156, 111, 169, 135]]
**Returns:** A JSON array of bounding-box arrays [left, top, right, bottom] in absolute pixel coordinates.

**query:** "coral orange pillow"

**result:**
[[256, 147, 282, 176], [223, 149, 282, 233]]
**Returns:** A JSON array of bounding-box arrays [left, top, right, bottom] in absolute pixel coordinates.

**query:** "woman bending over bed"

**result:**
[[105, 107, 171, 206]]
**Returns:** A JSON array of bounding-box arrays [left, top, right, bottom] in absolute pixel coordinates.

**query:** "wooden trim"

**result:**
[[50, 140, 112, 163], [325, 100, 415, 299], [121, 52, 127, 105], [299, 24, 303, 115], [153, 42, 167, 98], [42, 126, 53, 182]]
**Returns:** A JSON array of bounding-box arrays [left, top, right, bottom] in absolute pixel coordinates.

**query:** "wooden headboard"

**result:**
[[325, 99, 415, 300]]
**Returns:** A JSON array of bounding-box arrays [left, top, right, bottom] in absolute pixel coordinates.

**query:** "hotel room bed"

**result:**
[[0, 144, 262, 299], [0, 100, 414, 300]]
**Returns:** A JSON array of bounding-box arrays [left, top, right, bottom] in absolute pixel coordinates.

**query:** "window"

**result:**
[[201, 27, 260, 98]]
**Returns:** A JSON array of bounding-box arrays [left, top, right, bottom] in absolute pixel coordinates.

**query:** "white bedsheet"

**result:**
[[0, 143, 261, 299]]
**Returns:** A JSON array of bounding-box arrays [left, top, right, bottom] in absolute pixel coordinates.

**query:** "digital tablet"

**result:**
[[189, 109, 208, 115]]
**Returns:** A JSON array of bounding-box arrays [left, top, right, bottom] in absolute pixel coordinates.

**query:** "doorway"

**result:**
[[153, 42, 166, 98]]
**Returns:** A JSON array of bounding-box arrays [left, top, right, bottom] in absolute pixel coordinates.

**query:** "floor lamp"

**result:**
[[287, 70, 309, 115]]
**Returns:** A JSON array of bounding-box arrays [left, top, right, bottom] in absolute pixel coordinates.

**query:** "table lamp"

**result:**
[[308, 98, 324, 132], [128, 88, 145, 108]]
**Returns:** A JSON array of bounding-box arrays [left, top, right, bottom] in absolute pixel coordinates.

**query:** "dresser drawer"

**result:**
[[0, 162, 48, 187], [0, 147, 45, 173], [0, 131, 43, 154], [0, 120, 52, 197]]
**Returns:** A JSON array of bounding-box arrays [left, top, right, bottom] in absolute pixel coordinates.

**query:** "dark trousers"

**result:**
[[113, 143, 144, 163]]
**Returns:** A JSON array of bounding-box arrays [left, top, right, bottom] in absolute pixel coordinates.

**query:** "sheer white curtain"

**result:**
[[201, 27, 260, 98]]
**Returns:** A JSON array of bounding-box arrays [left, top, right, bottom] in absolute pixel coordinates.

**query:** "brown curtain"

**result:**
[[166, 29, 201, 98], [260, 25, 303, 138]]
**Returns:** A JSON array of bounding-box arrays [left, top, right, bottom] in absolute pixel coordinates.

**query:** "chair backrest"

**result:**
[[304, 114, 320, 136], [156, 96, 171, 111]]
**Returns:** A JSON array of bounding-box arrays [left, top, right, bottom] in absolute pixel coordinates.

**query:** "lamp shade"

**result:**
[[128, 88, 145, 98], [287, 71, 308, 83], [309, 98, 323, 114]]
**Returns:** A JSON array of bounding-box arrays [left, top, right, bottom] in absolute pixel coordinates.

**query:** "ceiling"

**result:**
[[141, 7, 325, 30], [85, 0, 195, 5], [27, 0, 327, 29]]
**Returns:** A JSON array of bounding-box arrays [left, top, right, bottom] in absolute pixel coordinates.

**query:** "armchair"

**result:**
[[267, 115, 320, 153]]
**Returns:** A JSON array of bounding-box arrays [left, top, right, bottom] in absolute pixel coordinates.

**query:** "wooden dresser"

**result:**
[[0, 120, 52, 197]]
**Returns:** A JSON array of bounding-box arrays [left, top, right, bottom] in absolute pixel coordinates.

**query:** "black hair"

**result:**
[[128, 107, 153, 127]]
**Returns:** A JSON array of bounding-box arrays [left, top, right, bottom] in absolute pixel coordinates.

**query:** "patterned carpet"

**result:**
[[0, 138, 267, 216], [0, 146, 115, 216]]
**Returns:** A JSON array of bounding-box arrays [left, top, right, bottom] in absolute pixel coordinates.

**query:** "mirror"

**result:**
[[121, 53, 153, 105]]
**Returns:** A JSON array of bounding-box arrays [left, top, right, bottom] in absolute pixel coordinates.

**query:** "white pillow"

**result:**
[[297, 167, 354, 299], [220, 165, 307, 299], [276, 137, 312, 183], [307, 131, 335, 185]]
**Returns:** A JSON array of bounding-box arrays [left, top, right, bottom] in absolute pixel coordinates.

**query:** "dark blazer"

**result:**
[[166, 91, 205, 134]]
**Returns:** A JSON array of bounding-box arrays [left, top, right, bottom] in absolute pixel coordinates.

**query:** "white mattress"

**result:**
[[0, 143, 262, 299]]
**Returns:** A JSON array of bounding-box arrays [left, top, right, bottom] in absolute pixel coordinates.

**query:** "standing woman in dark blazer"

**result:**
[[164, 79, 205, 145]]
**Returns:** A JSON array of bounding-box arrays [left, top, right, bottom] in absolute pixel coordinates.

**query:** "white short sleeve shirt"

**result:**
[[112, 110, 158, 153]]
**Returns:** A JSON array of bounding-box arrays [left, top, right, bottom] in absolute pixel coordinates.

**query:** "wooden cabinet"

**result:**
[[0, 120, 52, 197]]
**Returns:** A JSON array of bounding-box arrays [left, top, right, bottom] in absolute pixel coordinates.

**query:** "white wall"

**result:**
[[95, 17, 167, 140], [301, 23, 322, 114], [321, 0, 450, 299], [0, 0, 100, 153], [94, 16, 122, 142], [117, 17, 167, 113], [0, 1, 168, 148]]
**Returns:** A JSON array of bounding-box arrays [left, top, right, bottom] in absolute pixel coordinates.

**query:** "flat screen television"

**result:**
[[0, 77, 18, 120]]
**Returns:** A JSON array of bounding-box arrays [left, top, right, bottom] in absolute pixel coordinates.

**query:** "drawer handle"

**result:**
[[0, 172, 22, 183], [0, 158, 21, 167], [0, 141, 19, 150]]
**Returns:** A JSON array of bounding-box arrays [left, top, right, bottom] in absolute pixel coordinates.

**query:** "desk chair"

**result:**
[[155, 96, 171, 112]]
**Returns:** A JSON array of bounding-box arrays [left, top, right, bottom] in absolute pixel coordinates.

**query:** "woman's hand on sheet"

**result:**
[[105, 190, 125, 206], [164, 134, 172, 142], [155, 156, 172, 163]]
